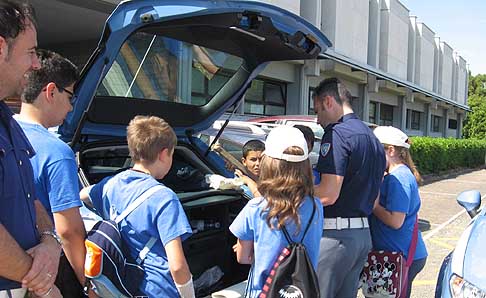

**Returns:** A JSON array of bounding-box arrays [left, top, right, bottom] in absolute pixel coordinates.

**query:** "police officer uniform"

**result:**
[[316, 113, 386, 298]]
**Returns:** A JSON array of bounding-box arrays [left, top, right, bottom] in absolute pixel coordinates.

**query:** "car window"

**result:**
[[96, 31, 243, 106], [218, 139, 243, 160], [199, 134, 210, 146]]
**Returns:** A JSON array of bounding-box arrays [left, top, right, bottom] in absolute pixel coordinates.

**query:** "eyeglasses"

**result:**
[[57, 87, 76, 105]]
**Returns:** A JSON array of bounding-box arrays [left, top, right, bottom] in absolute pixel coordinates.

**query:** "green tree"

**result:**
[[463, 74, 486, 139]]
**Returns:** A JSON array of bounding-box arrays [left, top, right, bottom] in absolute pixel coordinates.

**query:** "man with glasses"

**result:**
[[312, 78, 386, 298], [15, 50, 87, 298], [0, 2, 63, 298]]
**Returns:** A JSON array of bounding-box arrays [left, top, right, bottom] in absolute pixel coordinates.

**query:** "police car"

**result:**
[[58, 0, 331, 296], [435, 190, 486, 298]]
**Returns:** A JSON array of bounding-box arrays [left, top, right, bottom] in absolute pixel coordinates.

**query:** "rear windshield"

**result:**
[[96, 31, 243, 106]]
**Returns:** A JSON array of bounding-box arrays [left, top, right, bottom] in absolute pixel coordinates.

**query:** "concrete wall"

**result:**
[[455, 55, 468, 105], [415, 23, 435, 91], [379, 0, 410, 80], [261, 61, 298, 83], [246, 0, 300, 14], [407, 16, 417, 82], [368, 0, 381, 67], [440, 42, 454, 98], [322, 0, 369, 63]]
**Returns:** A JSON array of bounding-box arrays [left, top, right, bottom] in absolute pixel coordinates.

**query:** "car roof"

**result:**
[[248, 115, 318, 123]]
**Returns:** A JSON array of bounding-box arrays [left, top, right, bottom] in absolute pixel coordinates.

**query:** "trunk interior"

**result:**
[[77, 139, 249, 297]]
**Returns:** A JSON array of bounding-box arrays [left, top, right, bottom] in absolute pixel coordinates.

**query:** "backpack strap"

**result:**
[[281, 198, 317, 245], [406, 216, 419, 267], [113, 184, 164, 265], [114, 184, 164, 224], [136, 237, 157, 264]]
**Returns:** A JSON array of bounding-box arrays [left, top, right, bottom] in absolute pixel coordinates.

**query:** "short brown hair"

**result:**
[[127, 115, 177, 163], [314, 77, 351, 106]]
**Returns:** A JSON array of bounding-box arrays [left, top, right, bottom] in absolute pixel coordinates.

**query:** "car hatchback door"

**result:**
[[59, 0, 331, 143]]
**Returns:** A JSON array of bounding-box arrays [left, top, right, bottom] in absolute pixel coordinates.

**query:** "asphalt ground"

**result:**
[[359, 167, 486, 298]]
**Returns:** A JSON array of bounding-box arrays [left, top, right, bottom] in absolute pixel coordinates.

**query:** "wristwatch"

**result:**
[[40, 230, 63, 247]]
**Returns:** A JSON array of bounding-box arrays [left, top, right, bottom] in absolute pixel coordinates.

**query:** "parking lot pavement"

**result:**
[[358, 168, 486, 298]]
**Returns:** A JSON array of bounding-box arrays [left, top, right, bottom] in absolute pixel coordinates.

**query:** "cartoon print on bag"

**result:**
[[361, 253, 400, 297]]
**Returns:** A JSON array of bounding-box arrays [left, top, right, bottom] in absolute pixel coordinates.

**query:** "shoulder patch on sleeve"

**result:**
[[320, 143, 331, 157]]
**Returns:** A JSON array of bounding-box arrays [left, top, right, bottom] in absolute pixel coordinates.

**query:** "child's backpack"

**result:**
[[84, 185, 163, 298], [258, 200, 320, 298]]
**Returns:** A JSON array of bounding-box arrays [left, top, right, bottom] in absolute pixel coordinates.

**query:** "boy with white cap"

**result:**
[[229, 126, 323, 297], [370, 126, 428, 298]]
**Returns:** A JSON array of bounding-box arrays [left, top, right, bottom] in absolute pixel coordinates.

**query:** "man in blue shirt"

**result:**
[[0, 2, 62, 297], [312, 78, 386, 298], [16, 50, 87, 297]]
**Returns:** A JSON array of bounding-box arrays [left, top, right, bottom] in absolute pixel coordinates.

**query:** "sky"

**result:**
[[400, 0, 486, 75]]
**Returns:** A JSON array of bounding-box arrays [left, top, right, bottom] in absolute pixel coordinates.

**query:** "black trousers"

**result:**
[[54, 255, 86, 298]]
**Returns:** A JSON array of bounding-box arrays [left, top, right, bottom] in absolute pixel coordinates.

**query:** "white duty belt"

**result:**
[[323, 217, 369, 230]]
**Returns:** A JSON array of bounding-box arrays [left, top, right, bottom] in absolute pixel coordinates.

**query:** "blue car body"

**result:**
[[59, 0, 331, 295], [435, 191, 486, 298]]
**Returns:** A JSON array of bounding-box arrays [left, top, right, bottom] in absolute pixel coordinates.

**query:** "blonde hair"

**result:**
[[385, 144, 422, 184], [127, 115, 176, 163], [257, 146, 314, 232]]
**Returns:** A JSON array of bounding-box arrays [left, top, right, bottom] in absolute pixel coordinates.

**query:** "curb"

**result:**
[[421, 165, 486, 186]]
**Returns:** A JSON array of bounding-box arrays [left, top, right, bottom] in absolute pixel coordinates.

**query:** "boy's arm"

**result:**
[[235, 169, 261, 197], [80, 187, 94, 208], [165, 237, 195, 298], [53, 207, 86, 284], [233, 238, 254, 264]]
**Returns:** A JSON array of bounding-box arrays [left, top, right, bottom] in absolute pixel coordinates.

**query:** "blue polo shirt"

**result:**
[[315, 113, 386, 218], [369, 165, 428, 260], [88, 170, 192, 297], [0, 102, 38, 290]]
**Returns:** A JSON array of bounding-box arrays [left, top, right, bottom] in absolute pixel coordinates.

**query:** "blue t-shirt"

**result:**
[[316, 113, 386, 217], [229, 196, 323, 297], [0, 102, 38, 290], [16, 118, 82, 218], [369, 165, 428, 260], [88, 170, 192, 297]]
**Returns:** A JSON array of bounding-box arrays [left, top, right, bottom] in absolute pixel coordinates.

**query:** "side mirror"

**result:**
[[457, 190, 482, 218]]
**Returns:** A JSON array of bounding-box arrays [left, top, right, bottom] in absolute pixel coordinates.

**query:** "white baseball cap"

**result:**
[[263, 126, 309, 162], [373, 126, 410, 149]]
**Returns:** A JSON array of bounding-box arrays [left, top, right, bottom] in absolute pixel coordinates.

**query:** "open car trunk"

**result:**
[[78, 138, 249, 296], [62, 0, 332, 296]]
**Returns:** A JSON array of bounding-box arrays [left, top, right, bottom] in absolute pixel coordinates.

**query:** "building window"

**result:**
[[380, 103, 394, 126], [369, 101, 377, 124], [244, 79, 286, 115], [432, 115, 442, 132], [191, 70, 231, 105], [308, 88, 316, 115], [448, 119, 458, 130], [406, 109, 422, 130]]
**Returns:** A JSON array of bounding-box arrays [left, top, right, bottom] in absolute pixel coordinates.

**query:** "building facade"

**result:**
[[29, 0, 469, 138]]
